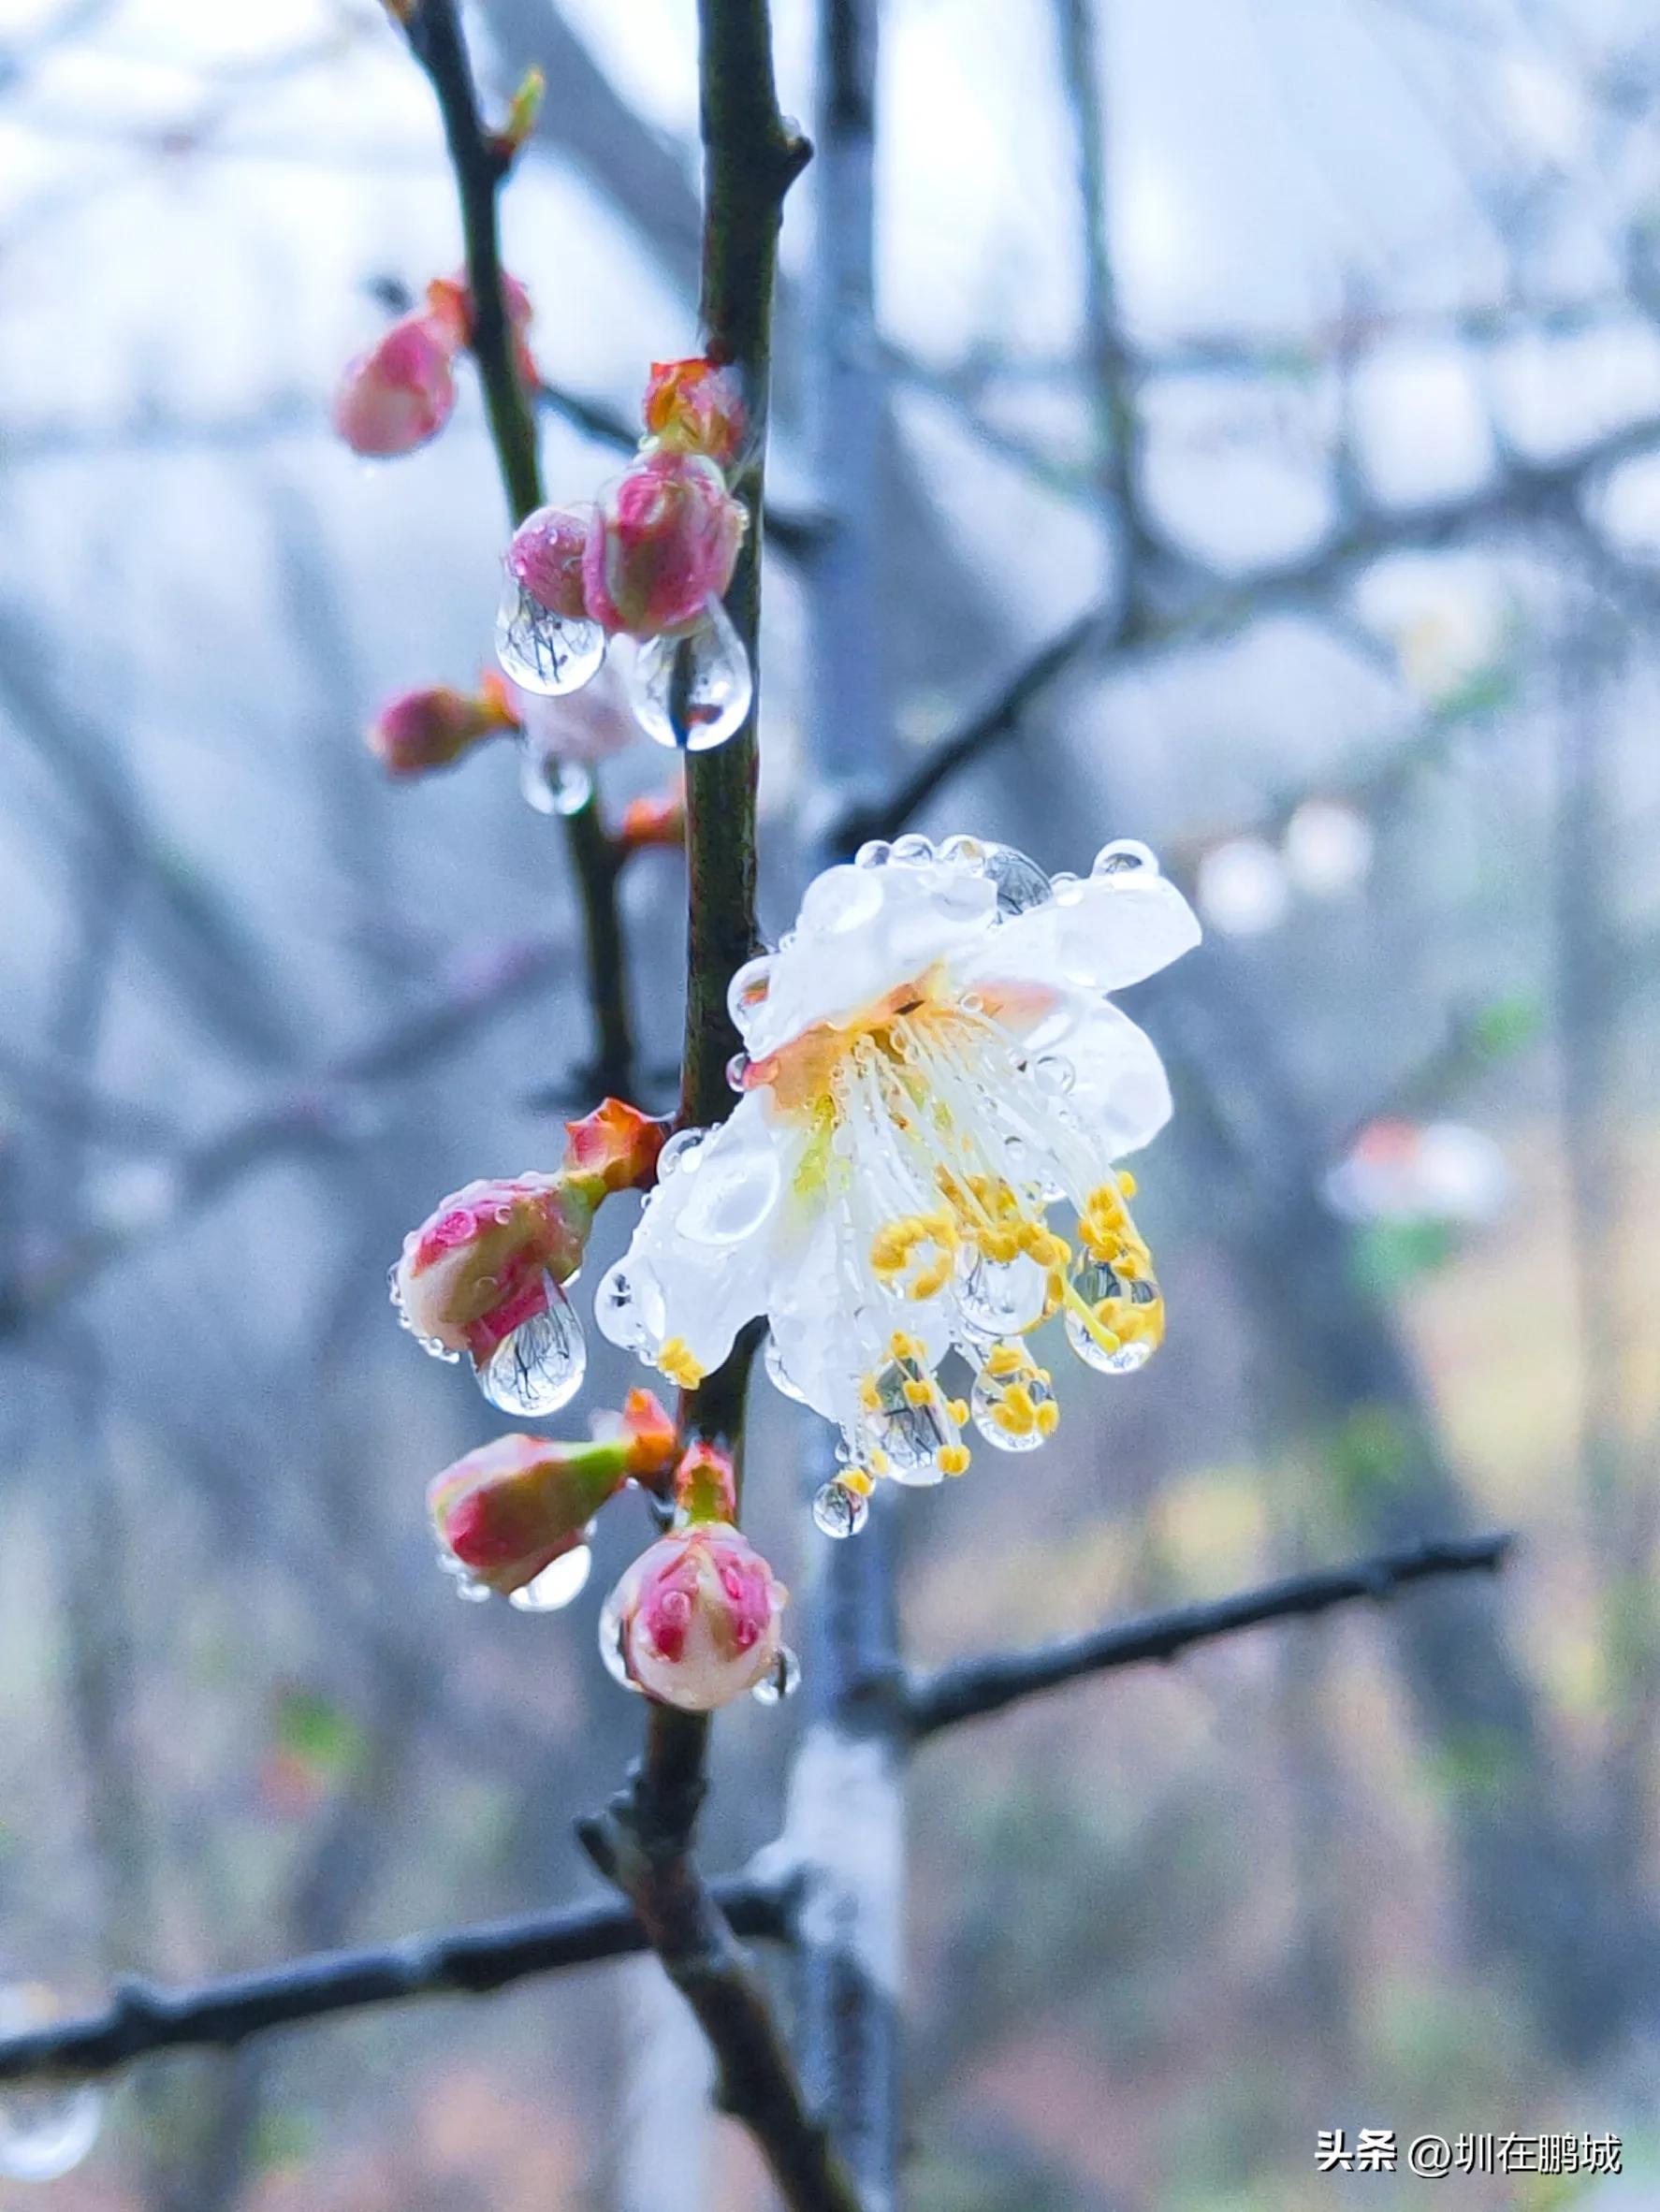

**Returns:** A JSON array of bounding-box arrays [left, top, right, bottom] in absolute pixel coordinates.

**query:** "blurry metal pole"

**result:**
[[787, 2, 907, 2208]]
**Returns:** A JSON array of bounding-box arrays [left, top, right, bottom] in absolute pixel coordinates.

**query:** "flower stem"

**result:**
[[404, 0, 634, 1094]]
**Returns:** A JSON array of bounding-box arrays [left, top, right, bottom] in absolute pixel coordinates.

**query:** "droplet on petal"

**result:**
[[657, 1128, 707, 1178], [507, 1542, 593, 1612], [890, 833, 934, 866], [853, 839, 892, 868], [594, 1257, 646, 1348], [517, 737, 594, 817], [1031, 1054, 1074, 1096], [726, 1051, 750, 1092], [799, 864, 884, 937], [627, 598, 752, 751], [939, 834, 987, 872], [750, 1646, 800, 1705], [1064, 1253, 1162, 1373], [678, 1145, 780, 1245], [495, 578, 606, 697], [1092, 837, 1158, 877], [812, 1477, 869, 1537], [477, 1274, 587, 1416], [981, 842, 1052, 916], [764, 1333, 808, 1403], [726, 955, 774, 1029]]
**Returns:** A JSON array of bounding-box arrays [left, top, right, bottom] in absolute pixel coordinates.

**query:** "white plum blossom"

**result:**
[[595, 835, 1200, 1512]]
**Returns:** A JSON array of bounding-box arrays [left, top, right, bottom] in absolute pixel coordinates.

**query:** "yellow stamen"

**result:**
[[939, 1443, 970, 1476], [657, 1337, 706, 1388]]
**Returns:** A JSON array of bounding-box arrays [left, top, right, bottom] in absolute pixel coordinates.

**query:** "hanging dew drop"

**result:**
[[1065, 1254, 1162, 1374], [495, 578, 606, 696], [970, 1350, 1057, 1452], [956, 1249, 1050, 1339], [598, 1591, 643, 1691], [517, 738, 593, 818], [476, 1274, 586, 1416], [0, 1988, 103, 2183], [750, 1647, 800, 1706], [508, 1543, 593, 1613], [628, 597, 752, 751], [812, 1478, 869, 1538]]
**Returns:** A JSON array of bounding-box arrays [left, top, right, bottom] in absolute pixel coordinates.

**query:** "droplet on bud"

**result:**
[[517, 738, 594, 817], [812, 1478, 869, 1538], [477, 1274, 587, 1415], [750, 1646, 800, 1705], [495, 578, 606, 697], [598, 1587, 644, 1691], [507, 1542, 593, 1613], [627, 598, 752, 751]]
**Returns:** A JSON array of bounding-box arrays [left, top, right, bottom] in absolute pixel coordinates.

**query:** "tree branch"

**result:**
[[905, 1535, 1514, 1739], [401, 0, 633, 1094], [0, 1875, 792, 2085]]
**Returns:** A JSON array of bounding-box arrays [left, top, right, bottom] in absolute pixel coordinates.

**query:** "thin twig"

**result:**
[[905, 1534, 1514, 1739], [401, 0, 633, 1093], [0, 1876, 792, 2085]]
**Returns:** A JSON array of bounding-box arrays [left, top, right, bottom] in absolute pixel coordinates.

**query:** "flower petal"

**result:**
[[971, 870, 1200, 997], [1059, 997, 1174, 1157]]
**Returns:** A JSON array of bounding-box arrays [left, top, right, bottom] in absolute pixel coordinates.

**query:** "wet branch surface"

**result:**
[[402, 0, 633, 1094], [905, 1534, 1514, 1739]]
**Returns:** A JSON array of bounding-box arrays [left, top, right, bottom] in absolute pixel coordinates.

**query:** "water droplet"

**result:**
[[517, 737, 593, 818], [750, 1646, 800, 1705], [594, 1258, 645, 1348], [0, 2085, 103, 2183], [1050, 870, 1084, 905], [812, 1478, 869, 1538], [970, 1350, 1056, 1453], [726, 1051, 750, 1092], [679, 1146, 780, 1245], [1065, 1255, 1162, 1374], [628, 598, 752, 751], [1093, 837, 1158, 877], [598, 1590, 643, 1691], [495, 578, 605, 696], [727, 954, 774, 1030], [859, 1360, 955, 1485], [1032, 1054, 1074, 1096], [386, 1262, 460, 1362], [453, 1571, 493, 1602], [799, 865, 883, 936], [477, 1274, 586, 1416], [890, 833, 934, 866], [658, 1128, 707, 1178], [956, 1249, 1050, 1338], [939, 834, 987, 872], [981, 842, 1052, 916], [853, 839, 892, 868], [508, 1543, 593, 1612], [764, 1333, 808, 1403]]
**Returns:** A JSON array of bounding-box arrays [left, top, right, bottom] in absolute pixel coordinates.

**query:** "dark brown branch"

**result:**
[[0, 1875, 792, 2085], [906, 1534, 1514, 1739], [401, 0, 633, 1093]]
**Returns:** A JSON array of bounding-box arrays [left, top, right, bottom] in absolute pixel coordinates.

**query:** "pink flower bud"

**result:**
[[583, 453, 746, 639], [393, 1173, 594, 1362], [506, 504, 594, 622], [366, 682, 513, 778], [561, 1099, 665, 1201], [643, 357, 747, 468], [427, 271, 540, 392], [430, 1433, 623, 1596], [604, 1523, 787, 1710], [332, 313, 458, 457], [619, 787, 686, 852]]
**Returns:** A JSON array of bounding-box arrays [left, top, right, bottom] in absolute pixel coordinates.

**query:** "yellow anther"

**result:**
[[868, 1448, 889, 1475], [844, 1467, 876, 1496], [939, 1443, 970, 1477], [902, 1377, 932, 1407], [889, 1331, 921, 1361], [1035, 1401, 1060, 1436], [987, 1344, 1026, 1378], [657, 1337, 706, 1388], [947, 1398, 968, 1426], [1117, 1171, 1137, 1199]]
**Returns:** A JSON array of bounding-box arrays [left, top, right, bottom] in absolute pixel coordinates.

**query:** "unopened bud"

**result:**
[[582, 453, 746, 639], [393, 1172, 593, 1362], [603, 1522, 787, 1710], [430, 1433, 624, 1595], [561, 1099, 665, 1201], [332, 312, 458, 457], [643, 357, 747, 469], [366, 681, 513, 778], [619, 787, 687, 852], [427, 271, 539, 392], [506, 503, 594, 623]]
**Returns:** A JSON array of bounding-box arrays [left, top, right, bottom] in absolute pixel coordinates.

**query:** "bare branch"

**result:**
[[0, 1875, 793, 2085], [906, 1535, 1514, 1739]]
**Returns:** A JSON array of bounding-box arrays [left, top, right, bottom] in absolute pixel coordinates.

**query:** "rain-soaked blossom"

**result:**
[[596, 835, 1199, 1522], [429, 1389, 677, 1598], [392, 1101, 663, 1415], [643, 357, 747, 468], [600, 1442, 789, 1710], [583, 452, 746, 639]]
